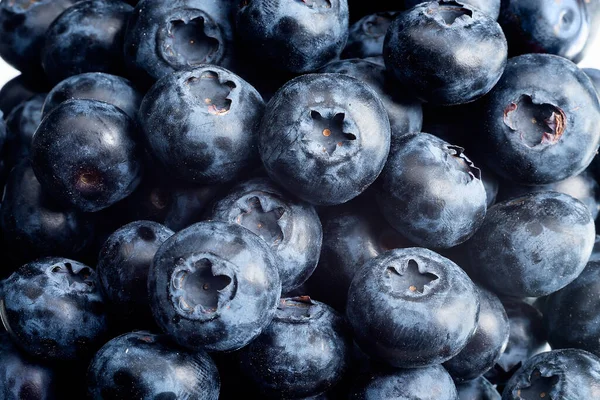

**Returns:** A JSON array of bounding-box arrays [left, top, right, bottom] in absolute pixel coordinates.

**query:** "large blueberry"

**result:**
[[31, 99, 143, 212], [376, 133, 487, 248], [342, 12, 400, 59], [466, 192, 595, 297], [4, 93, 44, 166], [87, 331, 220, 399], [480, 54, 600, 185], [0, 257, 108, 362], [259, 73, 391, 206], [148, 221, 281, 352], [346, 247, 479, 368], [139, 65, 264, 184], [384, 1, 507, 105]]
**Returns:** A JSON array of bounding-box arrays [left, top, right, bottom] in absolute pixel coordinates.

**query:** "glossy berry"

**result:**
[[346, 247, 480, 368], [4, 93, 44, 166], [405, 0, 501, 19], [0, 75, 45, 117], [1, 258, 108, 362], [259, 73, 391, 206], [148, 221, 281, 352], [87, 331, 220, 400]]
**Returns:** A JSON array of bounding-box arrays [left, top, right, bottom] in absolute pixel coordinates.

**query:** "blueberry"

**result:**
[[139, 65, 264, 184], [342, 12, 400, 59], [456, 377, 500, 400], [443, 287, 510, 383], [97, 221, 174, 331], [31, 99, 144, 212], [376, 133, 487, 249], [236, 0, 349, 73], [349, 365, 458, 400], [584, 68, 600, 94], [480, 54, 600, 185], [42, 72, 143, 120], [87, 331, 220, 400], [346, 247, 480, 368], [124, 0, 236, 86], [502, 349, 600, 399], [259, 73, 391, 206], [384, 1, 507, 105], [4, 93, 44, 166], [319, 58, 423, 138], [405, 0, 500, 19], [238, 297, 351, 398], [210, 177, 322, 293], [41, 0, 133, 84], [590, 235, 600, 262], [148, 221, 281, 352], [0, 160, 96, 268], [0, 257, 108, 362], [466, 192, 595, 297], [0, 75, 45, 117]]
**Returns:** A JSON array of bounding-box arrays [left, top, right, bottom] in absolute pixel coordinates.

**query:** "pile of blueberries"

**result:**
[[1, 0, 600, 398]]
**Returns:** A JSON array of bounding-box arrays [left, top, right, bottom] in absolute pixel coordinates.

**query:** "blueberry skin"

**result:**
[[259, 73, 391, 206], [384, 2, 507, 105], [584, 68, 600, 94], [139, 65, 264, 185], [502, 349, 600, 399], [42, 72, 142, 120], [499, 0, 589, 60], [31, 99, 143, 212], [236, 0, 349, 73], [342, 12, 400, 59], [591, 235, 600, 262], [346, 247, 480, 368], [406, 0, 499, 19], [543, 261, 600, 357], [124, 0, 235, 86], [497, 170, 600, 220], [457, 377, 500, 400], [4, 93, 44, 166], [0, 333, 57, 400], [444, 287, 510, 383], [0, 161, 96, 267], [480, 54, 600, 185], [87, 331, 220, 400], [148, 221, 281, 352], [319, 59, 423, 138], [41, 0, 133, 84], [306, 196, 415, 312], [466, 192, 595, 298], [97, 221, 173, 330], [239, 297, 351, 398], [376, 133, 487, 249], [210, 177, 322, 293], [0, 75, 44, 117], [0, 257, 108, 362], [0, 0, 79, 76], [349, 365, 458, 400]]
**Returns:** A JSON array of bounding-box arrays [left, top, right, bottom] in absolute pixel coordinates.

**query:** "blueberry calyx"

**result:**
[[185, 70, 236, 115], [275, 296, 325, 323], [236, 196, 286, 246], [513, 368, 559, 400], [429, 1, 474, 26], [298, 0, 332, 9], [386, 259, 439, 295], [446, 145, 482, 180], [307, 110, 356, 156]]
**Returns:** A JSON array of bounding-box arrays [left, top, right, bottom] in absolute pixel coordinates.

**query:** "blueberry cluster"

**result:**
[[0, 0, 600, 398]]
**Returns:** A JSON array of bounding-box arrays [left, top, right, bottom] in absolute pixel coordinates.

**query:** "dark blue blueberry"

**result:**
[[384, 1, 507, 105], [466, 192, 595, 297], [124, 0, 236, 86], [139, 65, 264, 184], [543, 261, 600, 357], [346, 247, 480, 368], [502, 349, 600, 399], [210, 177, 322, 293], [319, 58, 423, 138], [480, 54, 600, 185], [457, 377, 500, 400], [4, 93, 44, 166], [444, 287, 510, 383], [148, 221, 281, 352], [405, 0, 500, 19], [376, 133, 487, 249], [0, 160, 96, 268], [0, 75, 45, 117], [342, 12, 400, 59], [0, 0, 79, 76], [349, 365, 457, 400], [0, 257, 108, 362], [87, 331, 220, 400], [41, 0, 133, 84], [236, 0, 349, 73], [239, 297, 351, 398], [591, 235, 600, 262], [31, 99, 144, 212], [259, 73, 391, 206], [42, 72, 143, 120], [499, 0, 589, 60], [97, 220, 173, 331]]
